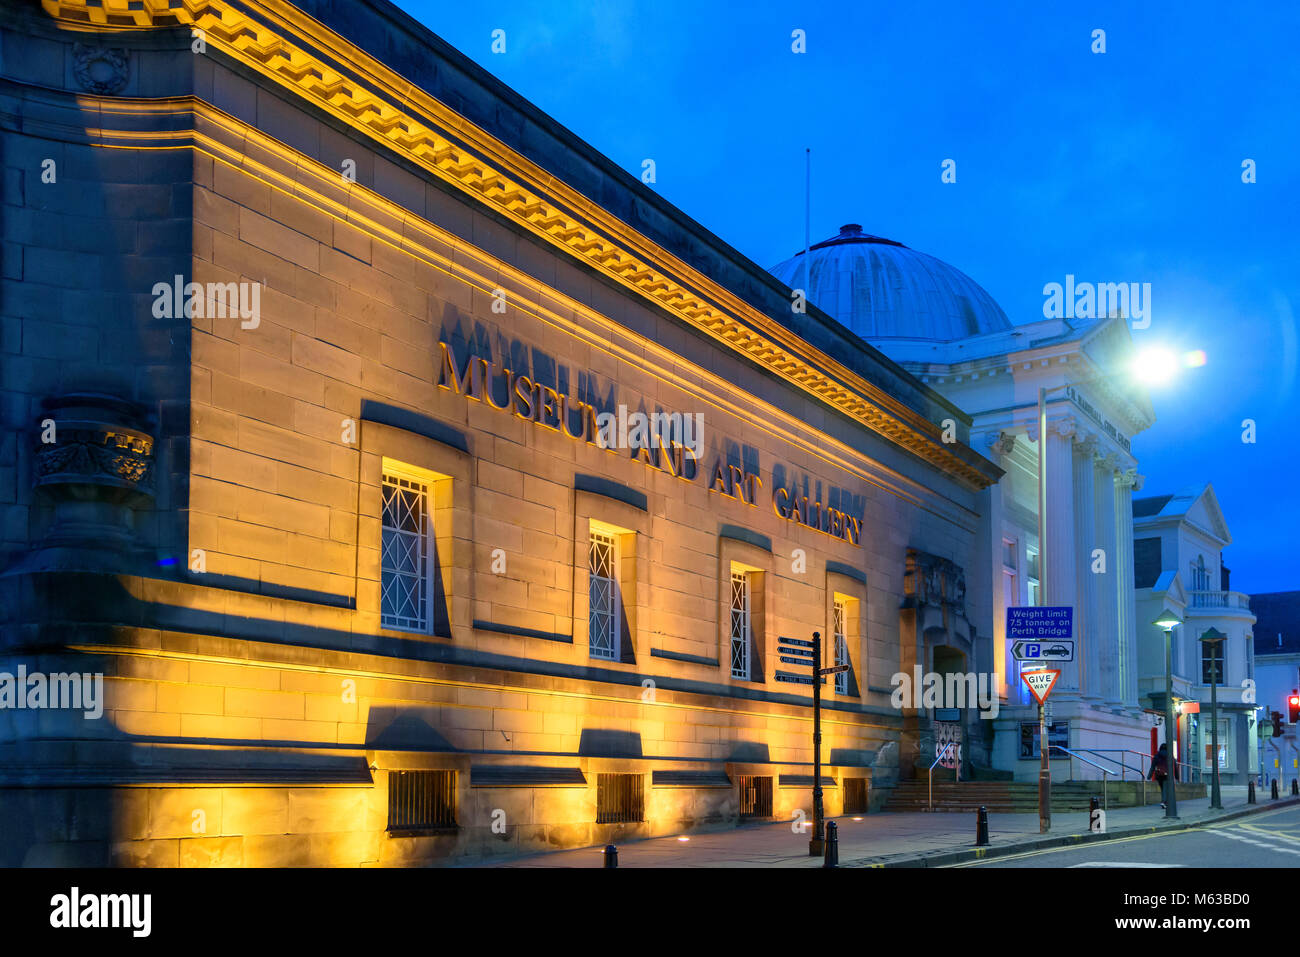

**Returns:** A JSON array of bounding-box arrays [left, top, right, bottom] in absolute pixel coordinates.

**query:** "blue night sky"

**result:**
[[392, 0, 1299, 593]]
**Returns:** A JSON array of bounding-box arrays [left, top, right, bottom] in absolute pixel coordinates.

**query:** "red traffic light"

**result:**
[[1290, 694, 1300, 724]]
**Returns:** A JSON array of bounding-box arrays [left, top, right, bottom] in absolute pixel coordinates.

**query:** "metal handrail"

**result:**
[[1072, 749, 1151, 805], [1074, 749, 1148, 781], [1051, 745, 1111, 812], [928, 742, 955, 812]]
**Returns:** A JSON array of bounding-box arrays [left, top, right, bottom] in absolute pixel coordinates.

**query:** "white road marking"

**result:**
[[1069, 862, 1186, 868], [1208, 829, 1300, 855]]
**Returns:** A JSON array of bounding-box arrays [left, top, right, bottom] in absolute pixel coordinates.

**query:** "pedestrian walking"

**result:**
[[1149, 743, 1169, 809]]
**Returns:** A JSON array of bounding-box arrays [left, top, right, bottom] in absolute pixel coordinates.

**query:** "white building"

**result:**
[[1247, 592, 1299, 786], [1133, 485, 1258, 784], [770, 225, 1159, 781]]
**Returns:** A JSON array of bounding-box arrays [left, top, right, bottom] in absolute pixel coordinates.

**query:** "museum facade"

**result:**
[[0, 0, 1000, 864]]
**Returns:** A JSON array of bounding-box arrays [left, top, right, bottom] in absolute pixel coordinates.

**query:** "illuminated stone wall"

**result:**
[[0, 0, 999, 865]]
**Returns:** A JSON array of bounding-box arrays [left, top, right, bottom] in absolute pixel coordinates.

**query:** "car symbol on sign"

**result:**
[[1044, 645, 1070, 656]]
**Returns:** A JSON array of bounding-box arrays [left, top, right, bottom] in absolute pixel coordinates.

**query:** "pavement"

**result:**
[[478, 785, 1300, 868], [961, 802, 1300, 867]]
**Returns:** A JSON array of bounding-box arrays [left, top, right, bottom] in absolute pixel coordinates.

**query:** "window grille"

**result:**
[[834, 599, 849, 694], [596, 773, 644, 823], [381, 472, 429, 631], [738, 775, 773, 819], [388, 770, 457, 831], [589, 531, 619, 660], [730, 570, 750, 679]]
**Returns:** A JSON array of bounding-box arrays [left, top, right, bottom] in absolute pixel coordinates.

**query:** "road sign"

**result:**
[[775, 672, 815, 685], [778, 646, 815, 659], [778, 636, 815, 648], [1021, 668, 1061, 705], [819, 664, 849, 676], [779, 655, 815, 666], [1012, 639, 1075, 662], [1006, 606, 1073, 641]]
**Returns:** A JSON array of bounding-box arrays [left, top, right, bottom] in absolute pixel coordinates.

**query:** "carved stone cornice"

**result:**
[[37, 0, 999, 490]]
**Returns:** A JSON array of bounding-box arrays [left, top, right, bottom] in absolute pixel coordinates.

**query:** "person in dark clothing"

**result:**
[[1149, 743, 1169, 808]]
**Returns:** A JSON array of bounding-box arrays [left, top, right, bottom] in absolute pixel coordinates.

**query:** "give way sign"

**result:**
[[1020, 668, 1061, 706]]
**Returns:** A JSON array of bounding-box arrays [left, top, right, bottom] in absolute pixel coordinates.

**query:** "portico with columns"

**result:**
[[768, 224, 1164, 781], [883, 314, 1159, 780]]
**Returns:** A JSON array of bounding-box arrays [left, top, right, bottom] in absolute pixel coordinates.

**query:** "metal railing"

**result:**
[[1188, 589, 1252, 610], [1071, 749, 1152, 805], [928, 742, 955, 812], [1050, 745, 1112, 812]]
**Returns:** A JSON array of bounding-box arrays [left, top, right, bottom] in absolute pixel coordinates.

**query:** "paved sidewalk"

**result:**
[[479, 786, 1300, 868]]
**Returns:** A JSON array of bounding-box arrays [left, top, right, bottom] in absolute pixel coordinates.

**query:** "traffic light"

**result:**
[[1289, 693, 1300, 724]]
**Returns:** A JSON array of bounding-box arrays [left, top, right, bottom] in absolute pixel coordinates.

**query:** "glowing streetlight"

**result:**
[[1153, 608, 1182, 819]]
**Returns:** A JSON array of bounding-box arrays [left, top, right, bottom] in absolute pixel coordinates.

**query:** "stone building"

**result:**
[[771, 226, 1159, 780], [1133, 485, 1257, 785], [0, 0, 1000, 865]]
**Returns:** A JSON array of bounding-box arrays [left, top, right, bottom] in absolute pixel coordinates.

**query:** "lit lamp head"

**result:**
[[1153, 609, 1182, 633]]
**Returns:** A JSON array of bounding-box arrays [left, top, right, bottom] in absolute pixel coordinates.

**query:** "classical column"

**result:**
[[1043, 417, 1078, 692], [1115, 469, 1143, 707], [1093, 454, 1120, 705], [985, 431, 1016, 701], [1071, 433, 1099, 698]]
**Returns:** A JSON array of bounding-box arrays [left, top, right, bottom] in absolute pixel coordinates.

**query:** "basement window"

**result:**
[[596, 773, 644, 824], [388, 770, 457, 833]]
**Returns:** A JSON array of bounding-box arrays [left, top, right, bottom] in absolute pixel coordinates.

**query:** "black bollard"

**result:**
[[975, 805, 989, 847], [823, 821, 839, 868], [1293, 779, 1298, 796], [1248, 780, 1256, 804], [603, 844, 618, 868], [1272, 779, 1280, 800]]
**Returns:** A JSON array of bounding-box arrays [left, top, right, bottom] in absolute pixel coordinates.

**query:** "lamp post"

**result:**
[[1199, 627, 1227, 809], [1153, 609, 1182, 819]]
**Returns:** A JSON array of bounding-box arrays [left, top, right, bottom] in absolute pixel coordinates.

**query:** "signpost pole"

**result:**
[[809, 631, 824, 856], [1020, 668, 1059, 834], [1039, 700, 1050, 833]]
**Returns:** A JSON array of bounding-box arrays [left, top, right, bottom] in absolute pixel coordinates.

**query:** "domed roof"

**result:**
[[768, 224, 1012, 341]]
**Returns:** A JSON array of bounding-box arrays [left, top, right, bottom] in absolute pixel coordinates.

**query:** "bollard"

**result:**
[[975, 805, 989, 847], [1272, 779, 1280, 800], [1089, 795, 1100, 814], [1293, 779, 1298, 796], [823, 821, 839, 868], [603, 844, 618, 868], [1248, 780, 1256, 804]]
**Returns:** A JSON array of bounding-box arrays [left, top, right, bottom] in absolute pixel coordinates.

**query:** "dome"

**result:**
[[768, 224, 1012, 341]]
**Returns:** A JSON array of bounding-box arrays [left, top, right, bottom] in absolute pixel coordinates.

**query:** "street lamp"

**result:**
[[1153, 608, 1182, 818], [1199, 627, 1227, 809], [1033, 350, 1192, 611]]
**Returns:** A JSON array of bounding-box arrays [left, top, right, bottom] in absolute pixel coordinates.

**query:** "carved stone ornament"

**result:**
[[903, 548, 967, 614], [73, 43, 129, 95], [985, 431, 1017, 456], [32, 394, 156, 551]]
